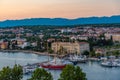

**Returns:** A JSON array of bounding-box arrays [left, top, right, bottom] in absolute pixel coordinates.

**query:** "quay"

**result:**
[[22, 61, 49, 74]]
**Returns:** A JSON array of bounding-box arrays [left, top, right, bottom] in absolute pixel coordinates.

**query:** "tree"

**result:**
[[90, 51, 96, 57], [112, 50, 120, 57], [0, 66, 11, 80], [82, 51, 90, 56], [0, 65, 23, 80], [58, 65, 87, 80], [75, 66, 87, 80], [48, 49, 54, 54], [28, 68, 53, 80], [11, 64, 23, 80], [96, 53, 101, 58]]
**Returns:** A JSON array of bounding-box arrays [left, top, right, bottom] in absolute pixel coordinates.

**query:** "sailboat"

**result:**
[[41, 57, 66, 69], [41, 41, 66, 69]]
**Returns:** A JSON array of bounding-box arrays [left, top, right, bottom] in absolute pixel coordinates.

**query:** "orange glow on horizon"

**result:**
[[0, 0, 120, 21]]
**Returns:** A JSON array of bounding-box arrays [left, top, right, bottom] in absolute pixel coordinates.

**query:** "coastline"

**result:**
[[0, 50, 65, 57]]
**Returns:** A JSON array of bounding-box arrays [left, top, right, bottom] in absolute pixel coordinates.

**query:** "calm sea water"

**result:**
[[0, 52, 120, 80]]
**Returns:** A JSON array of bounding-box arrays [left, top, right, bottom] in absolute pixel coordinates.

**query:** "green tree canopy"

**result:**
[[28, 68, 53, 80], [58, 65, 87, 80], [0, 65, 23, 80], [0, 66, 11, 80], [11, 64, 23, 80], [82, 50, 90, 56]]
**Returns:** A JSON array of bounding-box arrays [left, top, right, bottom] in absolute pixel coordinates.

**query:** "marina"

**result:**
[[0, 51, 120, 80]]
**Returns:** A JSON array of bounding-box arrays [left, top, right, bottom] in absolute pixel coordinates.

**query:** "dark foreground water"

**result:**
[[0, 52, 120, 80]]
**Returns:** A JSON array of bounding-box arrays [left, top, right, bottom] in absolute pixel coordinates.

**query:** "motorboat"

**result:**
[[62, 60, 73, 65], [69, 55, 87, 63], [23, 63, 41, 74], [101, 60, 119, 67], [101, 61, 113, 67]]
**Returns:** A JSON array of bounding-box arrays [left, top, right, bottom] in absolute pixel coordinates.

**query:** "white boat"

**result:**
[[101, 60, 120, 67], [62, 60, 73, 65], [101, 61, 113, 67], [115, 59, 120, 67], [23, 63, 41, 74], [69, 55, 87, 63], [116, 63, 120, 66], [100, 57, 107, 61], [88, 58, 101, 61]]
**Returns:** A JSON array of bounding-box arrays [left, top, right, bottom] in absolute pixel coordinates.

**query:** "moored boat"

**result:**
[[62, 60, 74, 65], [41, 57, 66, 69], [69, 55, 87, 63], [23, 63, 41, 74], [47, 64, 66, 69], [101, 61, 113, 67], [101, 60, 120, 67]]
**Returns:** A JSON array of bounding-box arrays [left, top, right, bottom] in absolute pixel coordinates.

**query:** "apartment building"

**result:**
[[51, 42, 90, 54], [105, 33, 120, 42]]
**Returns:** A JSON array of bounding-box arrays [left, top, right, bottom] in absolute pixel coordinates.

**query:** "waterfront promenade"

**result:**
[[0, 50, 47, 55]]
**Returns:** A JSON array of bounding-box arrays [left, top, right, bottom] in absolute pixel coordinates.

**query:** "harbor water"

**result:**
[[0, 52, 120, 80]]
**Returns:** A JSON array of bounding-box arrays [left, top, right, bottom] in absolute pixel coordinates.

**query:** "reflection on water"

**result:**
[[0, 52, 120, 80]]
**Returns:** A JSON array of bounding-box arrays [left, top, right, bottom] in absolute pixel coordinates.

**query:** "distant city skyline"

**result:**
[[0, 0, 120, 21]]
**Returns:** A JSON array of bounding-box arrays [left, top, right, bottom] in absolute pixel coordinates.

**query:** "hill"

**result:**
[[0, 15, 120, 27]]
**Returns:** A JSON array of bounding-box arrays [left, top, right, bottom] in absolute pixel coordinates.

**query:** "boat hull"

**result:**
[[49, 65, 66, 69], [41, 64, 66, 69]]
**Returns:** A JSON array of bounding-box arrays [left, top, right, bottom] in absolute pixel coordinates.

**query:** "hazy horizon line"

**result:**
[[0, 14, 120, 22]]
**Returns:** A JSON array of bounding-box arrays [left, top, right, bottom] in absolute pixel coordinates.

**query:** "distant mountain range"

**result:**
[[0, 15, 120, 27]]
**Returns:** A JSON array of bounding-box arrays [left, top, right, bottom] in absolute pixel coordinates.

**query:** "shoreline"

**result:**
[[0, 50, 65, 57]]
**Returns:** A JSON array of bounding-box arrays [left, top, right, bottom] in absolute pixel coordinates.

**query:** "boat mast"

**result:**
[[55, 39, 58, 64], [47, 40, 49, 62]]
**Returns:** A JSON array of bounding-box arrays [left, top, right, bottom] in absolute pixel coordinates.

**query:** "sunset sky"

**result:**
[[0, 0, 120, 21]]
